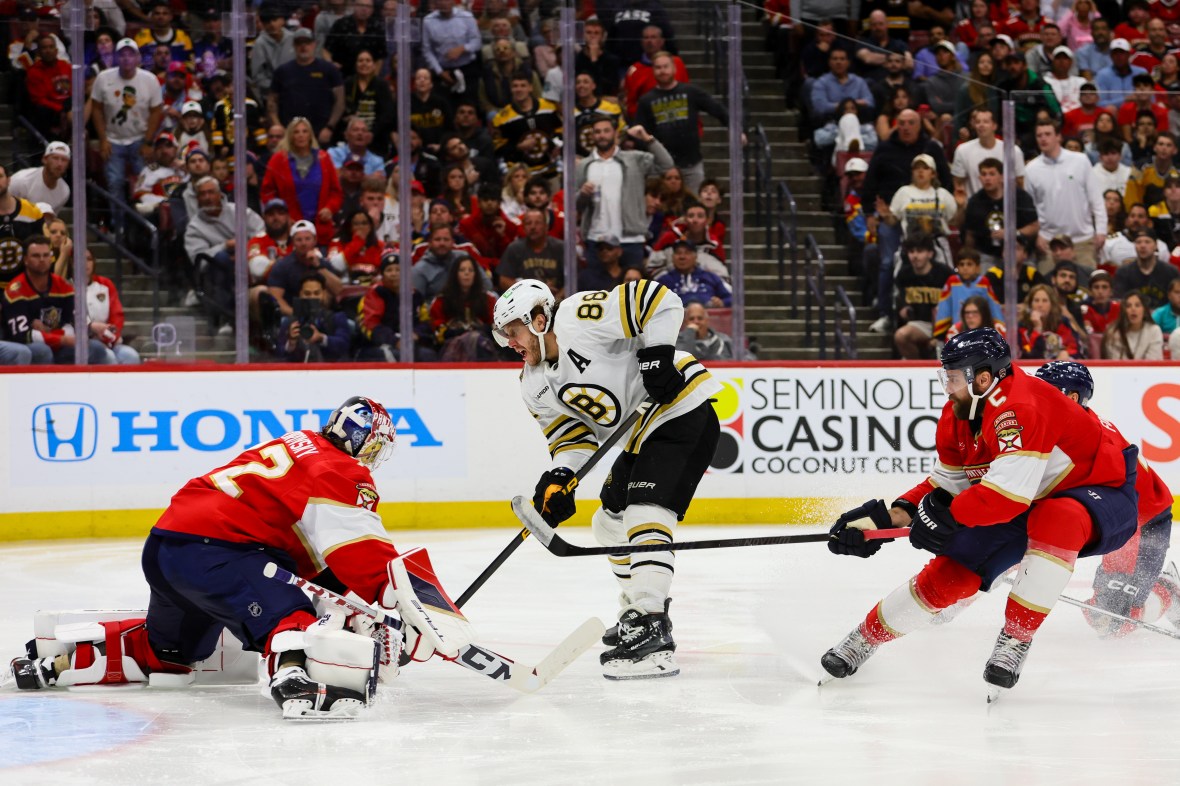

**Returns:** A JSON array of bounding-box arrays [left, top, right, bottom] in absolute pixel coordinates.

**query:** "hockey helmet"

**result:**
[[493, 279, 555, 359], [1035, 361, 1094, 408], [322, 396, 397, 470], [938, 327, 1012, 419]]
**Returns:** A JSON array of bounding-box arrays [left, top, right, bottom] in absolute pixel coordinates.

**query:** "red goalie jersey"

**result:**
[[898, 369, 1134, 526], [154, 430, 398, 601]]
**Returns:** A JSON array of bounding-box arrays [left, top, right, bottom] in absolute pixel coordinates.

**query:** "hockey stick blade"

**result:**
[[511, 497, 910, 556], [507, 617, 606, 693], [264, 562, 602, 692]]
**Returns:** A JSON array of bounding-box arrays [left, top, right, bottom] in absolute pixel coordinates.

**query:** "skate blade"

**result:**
[[602, 651, 679, 681], [817, 674, 838, 687], [281, 699, 364, 721], [986, 686, 1004, 705]]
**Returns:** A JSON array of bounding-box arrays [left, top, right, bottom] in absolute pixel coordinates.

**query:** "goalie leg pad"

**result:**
[[303, 614, 380, 696], [381, 548, 476, 662]]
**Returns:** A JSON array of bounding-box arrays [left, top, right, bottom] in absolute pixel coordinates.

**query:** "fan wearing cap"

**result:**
[[997, 51, 1062, 137], [266, 219, 344, 318], [654, 239, 732, 308], [876, 153, 965, 244], [250, 3, 295, 97], [842, 157, 875, 249], [1094, 38, 1148, 105], [133, 133, 184, 215], [8, 143, 71, 215], [248, 200, 294, 285], [90, 38, 165, 206], [912, 32, 964, 82], [193, 7, 232, 81], [133, 1, 193, 70], [1042, 45, 1087, 112], [1023, 22, 1071, 78], [21, 32, 72, 141], [176, 101, 210, 157], [161, 62, 203, 130], [1080, 268, 1120, 334], [269, 28, 345, 148]]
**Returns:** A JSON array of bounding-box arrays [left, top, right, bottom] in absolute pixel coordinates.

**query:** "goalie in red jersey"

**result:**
[[10, 396, 475, 719], [823, 328, 1140, 697], [1034, 361, 1180, 638]]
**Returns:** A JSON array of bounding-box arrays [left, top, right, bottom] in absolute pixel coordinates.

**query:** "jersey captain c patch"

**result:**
[[560, 383, 621, 426]]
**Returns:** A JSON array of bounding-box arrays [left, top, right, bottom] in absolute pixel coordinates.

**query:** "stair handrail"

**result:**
[[776, 181, 798, 312], [803, 232, 828, 359], [14, 115, 50, 171], [85, 180, 162, 326], [833, 284, 858, 359]]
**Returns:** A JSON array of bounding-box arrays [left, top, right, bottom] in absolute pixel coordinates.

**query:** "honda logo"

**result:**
[[32, 403, 98, 462]]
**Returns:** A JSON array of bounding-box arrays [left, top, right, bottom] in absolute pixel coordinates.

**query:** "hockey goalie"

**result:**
[[9, 396, 475, 720]]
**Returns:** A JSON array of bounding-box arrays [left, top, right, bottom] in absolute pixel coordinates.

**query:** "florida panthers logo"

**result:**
[[994, 410, 1023, 453], [355, 483, 379, 511]]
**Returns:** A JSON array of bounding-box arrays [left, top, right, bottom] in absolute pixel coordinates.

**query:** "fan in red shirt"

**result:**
[[822, 328, 1140, 696], [457, 183, 521, 270], [998, 0, 1049, 49], [652, 202, 727, 262], [9, 398, 476, 720], [1033, 361, 1180, 639], [1116, 0, 1154, 45], [1149, 0, 1180, 24], [1062, 83, 1104, 138], [1081, 269, 1121, 334], [23, 33, 71, 139]]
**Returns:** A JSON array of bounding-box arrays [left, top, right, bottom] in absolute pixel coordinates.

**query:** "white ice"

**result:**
[[2, 526, 1178, 785]]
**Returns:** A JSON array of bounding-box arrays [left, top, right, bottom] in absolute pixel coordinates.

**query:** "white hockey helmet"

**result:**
[[493, 279, 555, 354]]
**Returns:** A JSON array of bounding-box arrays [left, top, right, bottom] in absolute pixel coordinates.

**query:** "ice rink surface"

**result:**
[[2, 526, 1178, 786]]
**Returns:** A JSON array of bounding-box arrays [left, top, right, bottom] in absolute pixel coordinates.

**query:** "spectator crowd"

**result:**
[[1, 0, 741, 364], [781, 0, 1180, 360]]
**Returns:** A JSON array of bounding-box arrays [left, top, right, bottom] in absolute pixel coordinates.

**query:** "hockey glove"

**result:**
[[828, 499, 894, 558], [533, 466, 578, 526], [636, 344, 685, 405], [909, 488, 962, 555]]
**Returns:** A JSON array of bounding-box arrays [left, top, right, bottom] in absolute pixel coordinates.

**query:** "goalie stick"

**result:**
[[262, 562, 604, 692], [511, 496, 911, 555], [455, 397, 656, 607]]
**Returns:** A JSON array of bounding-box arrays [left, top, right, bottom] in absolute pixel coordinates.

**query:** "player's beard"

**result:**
[[951, 396, 974, 420]]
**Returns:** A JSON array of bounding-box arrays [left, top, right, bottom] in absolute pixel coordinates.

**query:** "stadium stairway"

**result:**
[[666, 0, 890, 359]]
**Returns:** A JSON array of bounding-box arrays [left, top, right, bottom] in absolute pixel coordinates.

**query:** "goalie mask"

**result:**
[[1035, 360, 1094, 408], [323, 396, 397, 470], [938, 327, 1011, 420], [492, 279, 556, 362]]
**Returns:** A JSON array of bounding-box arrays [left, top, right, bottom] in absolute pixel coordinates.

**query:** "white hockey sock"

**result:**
[[870, 577, 944, 642], [623, 504, 676, 614], [592, 507, 633, 599]]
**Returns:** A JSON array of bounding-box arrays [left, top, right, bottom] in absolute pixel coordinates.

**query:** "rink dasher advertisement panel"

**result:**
[[0, 364, 1177, 539]]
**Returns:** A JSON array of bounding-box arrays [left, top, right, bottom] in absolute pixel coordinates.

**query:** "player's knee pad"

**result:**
[[303, 614, 380, 696], [592, 506, 627, 547], [1027, 497, 1092, 553], [622, 503, 677, 548]]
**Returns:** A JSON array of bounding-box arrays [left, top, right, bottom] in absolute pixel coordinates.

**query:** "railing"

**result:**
[[777, 181, 798, 312], [14, 115, 49, 171], [803, 233, 827, 359], [85, 181, 162, 326], [832, 285, 858, 359], [704, 3, 726, 94]]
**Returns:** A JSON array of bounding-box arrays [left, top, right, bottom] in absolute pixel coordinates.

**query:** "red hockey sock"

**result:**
[[1005, 498, 1093, 641]]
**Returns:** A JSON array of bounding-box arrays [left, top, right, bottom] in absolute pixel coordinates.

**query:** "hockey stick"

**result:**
[[511, 496, 911, 555], [455, 397, 656, 607], [998, 575, 1180, 641], [263, 562, 605, 692]]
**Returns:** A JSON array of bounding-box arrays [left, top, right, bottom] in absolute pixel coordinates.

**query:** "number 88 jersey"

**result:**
[[521, 281, 721, 471], [154, 430, 397, 600]]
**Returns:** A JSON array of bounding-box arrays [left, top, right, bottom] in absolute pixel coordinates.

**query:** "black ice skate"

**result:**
[[269, 665, 367, 720], [820, 624, 880, 680], [9, 655, 62, 690], [600, 605, 678, 680], [603, 597, 672, 646], [983, 631, 1032, 690]]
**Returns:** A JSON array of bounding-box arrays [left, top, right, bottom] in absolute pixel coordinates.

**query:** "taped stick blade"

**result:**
[[508, 617, 606, 693], [511, 496, 556, 547]]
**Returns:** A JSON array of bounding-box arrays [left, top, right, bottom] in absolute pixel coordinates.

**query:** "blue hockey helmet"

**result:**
[[938, 327, 1012, 419], [1035, 361, 1094, 408], [322, 396, 397, 469]]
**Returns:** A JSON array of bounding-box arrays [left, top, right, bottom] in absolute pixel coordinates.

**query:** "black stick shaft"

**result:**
[[548, 528, 910, 557], [455, 399, 653, 607]]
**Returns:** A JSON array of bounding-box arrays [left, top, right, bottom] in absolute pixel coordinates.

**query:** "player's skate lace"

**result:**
[[603, 597, 671, 646], [983, 632, 1031, 689], [820, 625, 879, 678]]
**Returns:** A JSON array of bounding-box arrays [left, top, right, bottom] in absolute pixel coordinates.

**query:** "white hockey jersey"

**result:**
[[520, 280, 721, 471]]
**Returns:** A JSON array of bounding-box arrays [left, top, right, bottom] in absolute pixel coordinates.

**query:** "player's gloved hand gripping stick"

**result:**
[[455, 397, 656, 607]]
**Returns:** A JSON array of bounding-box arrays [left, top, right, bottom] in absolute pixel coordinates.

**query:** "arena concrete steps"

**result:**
[[667, 2, 891, 360]]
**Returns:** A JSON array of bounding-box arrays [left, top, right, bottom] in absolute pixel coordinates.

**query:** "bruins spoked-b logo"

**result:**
[[559, 383, 620, 426]]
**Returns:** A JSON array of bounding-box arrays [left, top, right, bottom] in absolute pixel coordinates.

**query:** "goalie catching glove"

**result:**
[[533, 466, 578, 527], [828, 499, 896, 558], [636, 345, 685, 404], [909, 488, 962, 555]]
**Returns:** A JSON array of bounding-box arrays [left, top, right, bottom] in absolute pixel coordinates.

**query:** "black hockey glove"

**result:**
[[533, 466, 578, 527], [636, 344, 685, 405], [909, 488, 962, 556], [829, 499, 895, 558]]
